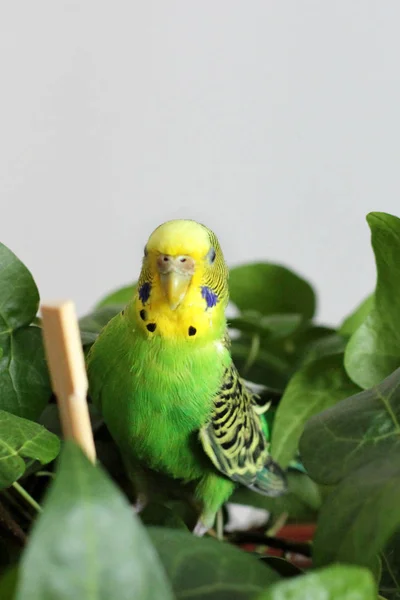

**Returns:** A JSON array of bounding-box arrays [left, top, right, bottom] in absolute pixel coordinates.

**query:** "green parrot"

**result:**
[[87, 219, 287, 532]]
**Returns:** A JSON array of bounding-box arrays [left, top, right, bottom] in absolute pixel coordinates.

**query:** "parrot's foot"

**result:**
[[132, 493, 147, 514], [193, 520, 210, 537]]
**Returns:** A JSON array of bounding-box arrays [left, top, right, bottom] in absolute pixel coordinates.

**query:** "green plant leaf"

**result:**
[[380, 531, 400, 600], [149, 527, 280, 599], [229, 263, 316, 319], [231, 471, 321, 522], [0, 409, 60, 489], [299, 367, 400, 485], [339, 294, 374, 337], [96, 283, 137, 308], [0, 243, 51, 418], [345, 213, 400, 388], [258, 557, 303, 578], [257, 564, 375, 600], [0, 242, 39, 333], [229, 313, 304, 340], [270, 354, 360, 468], [312, 457, 400, 570], [0, 567, 19, 600], [16, 442, 173, 600], [79, 305, 123, 335], [0, 327, 51, 419]]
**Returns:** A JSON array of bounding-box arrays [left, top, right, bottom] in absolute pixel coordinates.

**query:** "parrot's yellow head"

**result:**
[[134, 220, 229, 341]]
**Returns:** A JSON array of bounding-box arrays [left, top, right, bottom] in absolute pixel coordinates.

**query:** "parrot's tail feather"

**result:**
[[249, 456, 288, 497]]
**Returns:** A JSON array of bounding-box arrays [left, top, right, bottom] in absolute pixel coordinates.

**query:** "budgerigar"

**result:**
[[87, 220, 287, 531]]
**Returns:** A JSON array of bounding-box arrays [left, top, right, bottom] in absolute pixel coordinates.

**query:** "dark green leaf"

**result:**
[[229, 263, 316, 319], [339, 294, 374, 337], [312, 458, 400, 570], [345, 213, 400, 388], [271, 354, 360, 468], [149, 527, 280, 599], [380, 531, 400, 600], [231, 471, 321, 522], [257, 564, 375, 599], [299, 367, 400, 485], [140, 503, 188, 529], [79, 305, 123, 335], [16, 442, 173, 600], [0, 567, 19, 600], [0, 242, 39, 333], [229, 313, 303, 340], [302, 333, 347, 363], [96, 283, 137, 308], [0, 327, 51, 419], [258, 557, 303, 578], [0, 409, 60, 489]]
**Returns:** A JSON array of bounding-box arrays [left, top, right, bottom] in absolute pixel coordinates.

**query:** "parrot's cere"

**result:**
[[87, 219, 287, 532]]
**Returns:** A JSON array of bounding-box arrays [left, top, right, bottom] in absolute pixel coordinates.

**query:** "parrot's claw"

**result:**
[[193, 520, 210, 537], [132, 494, 147, 514]]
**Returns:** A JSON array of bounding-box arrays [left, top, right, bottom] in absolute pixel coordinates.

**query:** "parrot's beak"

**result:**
[[158, 254, 195, 310], [160, 272, 191, 310]]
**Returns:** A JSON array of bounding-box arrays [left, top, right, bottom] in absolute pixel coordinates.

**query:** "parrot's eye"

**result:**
[[208, 247, 216, 264], [144, 246, 148, 257]]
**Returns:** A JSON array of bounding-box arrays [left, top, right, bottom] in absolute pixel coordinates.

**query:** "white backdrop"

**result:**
[[1, 2, 399, 325]]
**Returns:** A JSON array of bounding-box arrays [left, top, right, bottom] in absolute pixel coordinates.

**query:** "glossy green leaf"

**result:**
[[257, 564, 375, 600], [229, 263, 316, 319], [271, 354, 360, 468], [96, 283, 137, 308], [345, 213, 400, 388], [0, 409, 60, 489], [339, 294, 374, 337], [0, 327, 51, 419], [0, 243, 50, 418], [231, 471, 321, 522], [0, 242, 39, 333], [16, 442, 173, 600], [312, 457, 400, 570], [299, 367, 400, 485], [149, 527, 280, 599]]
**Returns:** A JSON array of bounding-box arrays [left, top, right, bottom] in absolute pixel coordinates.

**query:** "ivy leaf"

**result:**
[[299, 367, 400, 485], [16, 442, 173, 600], [95, 283, 137, 308], [380, 531, 400, 600], [271, 354, 360, 469], [345, 213, 400, 388], [0, 243, 50, 419], [257, 564, 375, 600], [0, 327, 51, 419], [229, 313, 304, 340], [0, 242, 39, 332], [229, 263, 316, 319], [312, 457, 400, 570], [0, 409, 60, 489], [149, 527, 280, 599], [339, 294, 374, 337], [0, 567, 18, 600]]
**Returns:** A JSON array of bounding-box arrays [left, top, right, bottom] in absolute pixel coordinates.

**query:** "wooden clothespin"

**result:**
[[41, 301, 96, 463]]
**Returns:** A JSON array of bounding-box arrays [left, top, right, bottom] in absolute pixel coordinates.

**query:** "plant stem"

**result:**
[[12, 482, 42, 513]]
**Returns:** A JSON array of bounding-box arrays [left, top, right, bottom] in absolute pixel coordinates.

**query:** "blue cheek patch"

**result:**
[[139, 282, 151, 304], [201, 286, 218, 309]]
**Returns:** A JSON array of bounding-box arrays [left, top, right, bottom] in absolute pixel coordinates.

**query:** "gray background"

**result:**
[[1, 2, 399, 325]]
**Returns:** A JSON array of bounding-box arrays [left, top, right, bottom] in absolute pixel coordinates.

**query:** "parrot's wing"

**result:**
[[199, 364, 287, 497]]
